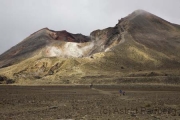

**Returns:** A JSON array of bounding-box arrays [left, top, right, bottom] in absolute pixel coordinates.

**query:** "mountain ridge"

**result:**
[[0, 9, 180, 84]]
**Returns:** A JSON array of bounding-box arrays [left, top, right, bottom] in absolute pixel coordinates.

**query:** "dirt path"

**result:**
[[92, 87, 132, 103], [91, 88, 112, 95], [119, 31, 126, 44]]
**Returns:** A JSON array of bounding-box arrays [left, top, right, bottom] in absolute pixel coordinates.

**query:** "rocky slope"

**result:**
[[0, 10, 180, 84]]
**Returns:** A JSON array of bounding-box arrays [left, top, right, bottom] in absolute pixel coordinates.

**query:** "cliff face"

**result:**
[[1, 10, 180, 84]]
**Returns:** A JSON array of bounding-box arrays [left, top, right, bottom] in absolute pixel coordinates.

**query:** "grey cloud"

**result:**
[[0, 0, 180, 54]]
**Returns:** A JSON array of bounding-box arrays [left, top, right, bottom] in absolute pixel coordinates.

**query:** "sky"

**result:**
[[0, 0, 180, 54]]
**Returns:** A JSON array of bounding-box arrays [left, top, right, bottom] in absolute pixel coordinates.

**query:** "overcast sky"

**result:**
[[0, 0, 180, 54]]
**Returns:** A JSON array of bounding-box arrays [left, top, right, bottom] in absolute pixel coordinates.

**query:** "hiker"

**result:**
[[90, 83, 93, 89], [123, 91, 125, 96], [119, 90, 123, 95], [119, 90, 125, 96]]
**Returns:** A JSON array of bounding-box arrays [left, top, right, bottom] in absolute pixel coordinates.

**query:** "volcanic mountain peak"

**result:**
[[116, 9, 150, 22], [131, 9, 151, 16], [48, 29, 91, 43], [1, 10, 180, 84], [117, 9, 170, 27]]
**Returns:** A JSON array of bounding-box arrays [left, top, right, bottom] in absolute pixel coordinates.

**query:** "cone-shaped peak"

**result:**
[[132, 9, 150, 15]]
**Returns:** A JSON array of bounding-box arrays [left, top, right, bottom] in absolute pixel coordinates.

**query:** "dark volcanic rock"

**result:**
[[0, 76, 15, 84]]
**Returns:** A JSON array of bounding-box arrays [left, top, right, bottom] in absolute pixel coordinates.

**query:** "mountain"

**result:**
[[1, 10, 180, 84]]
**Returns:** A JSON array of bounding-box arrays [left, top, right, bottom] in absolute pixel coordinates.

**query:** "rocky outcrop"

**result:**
[[0, 76, 14, 84], [49, 30, 91, 43]]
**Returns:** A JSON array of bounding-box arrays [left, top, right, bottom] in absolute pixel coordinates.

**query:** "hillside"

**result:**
[[0, 10, 180, 84]]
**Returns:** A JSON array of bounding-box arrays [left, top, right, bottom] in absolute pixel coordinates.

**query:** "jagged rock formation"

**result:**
[[0, 10, 180, 84]]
